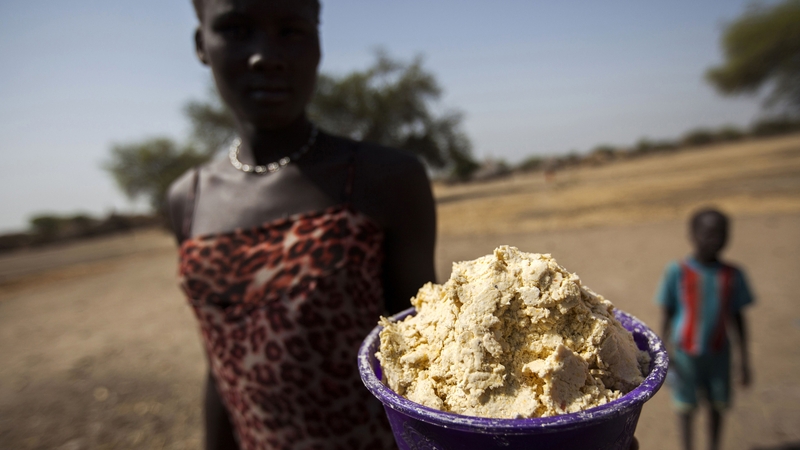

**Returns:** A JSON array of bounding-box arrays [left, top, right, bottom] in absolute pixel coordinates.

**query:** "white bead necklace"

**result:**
[[228, 124, 318, 174]]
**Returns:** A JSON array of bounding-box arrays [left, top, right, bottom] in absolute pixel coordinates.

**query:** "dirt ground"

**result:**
[[434, 133, 800, 236], [1, 137, 799, 450]]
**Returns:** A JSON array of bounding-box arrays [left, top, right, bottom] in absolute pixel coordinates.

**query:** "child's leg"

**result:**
[[670, 349, 699, 450], [679, 411, 694, 450], [708, 408, 723, 450], [706, 350, 731, 450]]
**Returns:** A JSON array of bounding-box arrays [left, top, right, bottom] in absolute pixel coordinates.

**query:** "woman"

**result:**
[[168, 0, 437, 448]]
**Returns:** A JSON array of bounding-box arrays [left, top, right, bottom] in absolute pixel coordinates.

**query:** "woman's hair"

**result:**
[[191, 0, 321, 23]]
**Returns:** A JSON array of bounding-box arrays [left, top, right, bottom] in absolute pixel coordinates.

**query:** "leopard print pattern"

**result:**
[[179, 204, 397, 450]]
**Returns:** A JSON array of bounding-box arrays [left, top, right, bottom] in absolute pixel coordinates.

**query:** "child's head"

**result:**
[[192, 0, 322, 129], [689, 207, 729, 262]]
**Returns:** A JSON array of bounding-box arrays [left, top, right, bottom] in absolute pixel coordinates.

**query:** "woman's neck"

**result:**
[[236, 116, 314, 166]]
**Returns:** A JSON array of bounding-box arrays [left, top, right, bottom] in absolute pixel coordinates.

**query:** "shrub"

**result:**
[[635, 138, 679, 154], [750, 117, 800, 136], [682, 129, 716, 147], [714, 126, 745, 142], [516, 156, 543, 172], [29, 215, 64, 240], [591, 145, 616, 156]]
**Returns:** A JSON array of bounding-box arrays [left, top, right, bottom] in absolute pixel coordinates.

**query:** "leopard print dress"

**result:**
[[178, 155, 397, 450]]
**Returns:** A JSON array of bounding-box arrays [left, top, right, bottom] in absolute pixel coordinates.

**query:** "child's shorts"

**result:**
[[668, 348, 731, 412]]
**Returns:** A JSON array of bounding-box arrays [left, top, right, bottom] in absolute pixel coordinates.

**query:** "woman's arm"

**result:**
[[365, 150, 437, 315], [166, 168, 199, 244], [168, 173, 238, 447], [204, 371, 239, 450]]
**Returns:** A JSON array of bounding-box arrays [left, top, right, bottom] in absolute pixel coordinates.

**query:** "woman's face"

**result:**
[[196, 0, 320, 129]]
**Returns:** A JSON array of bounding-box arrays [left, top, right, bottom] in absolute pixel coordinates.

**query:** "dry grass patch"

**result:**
[[434, 134, 800, 236]]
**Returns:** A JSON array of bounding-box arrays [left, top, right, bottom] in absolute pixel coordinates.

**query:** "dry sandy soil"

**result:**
[[434, 133, 800, 236], [1, 135, 799, 450]]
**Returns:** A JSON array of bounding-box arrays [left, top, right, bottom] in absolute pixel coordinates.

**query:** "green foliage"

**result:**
[[682, 128, 716, 147], [563, 151, 582, 166], [750, 116, 800, 136], [585, 145, 617, 165], [591, 145, 616, 156], [516, 155, 543, 172], [308, 51, 478, 179], [28, 213, 99, 239], [715, 126, 745, 142], [706, 0, 800, 113], [495, 159, 511, 173], [105, 92, 227, 217], [188, 53, 478, 173], [635, 138, 679, 154], [104, 138, 208, 215], [0, 232, 34, 252], [447, 145, 481, 181], [5, 212, 159, 251], [105, 52, 478, 214], [471, 158, 511, 181], [651, 140, 680, 151], [29, 215, 63, 239], [634, 138, 655, 153], [184, 86, 237, 156]]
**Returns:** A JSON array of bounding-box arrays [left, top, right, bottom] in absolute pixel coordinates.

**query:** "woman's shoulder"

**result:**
[[166, 167, 200, 243], [321, 133, 427, 182], [166, 160, 223, 242], [321, 133, 433, 228]]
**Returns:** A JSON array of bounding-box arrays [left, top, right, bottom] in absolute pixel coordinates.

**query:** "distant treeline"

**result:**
[[469, 116, 800, 182], [5, 118, 800, 252], [0, 213, 161, 253]]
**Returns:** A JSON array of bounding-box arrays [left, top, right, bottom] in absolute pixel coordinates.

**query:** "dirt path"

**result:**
[[0, 237, 204, 450], [1, 213, 798, 450]]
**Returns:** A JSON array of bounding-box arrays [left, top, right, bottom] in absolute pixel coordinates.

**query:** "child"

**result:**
[[655, 208, 753, 450], [167, 0, 436, 448]]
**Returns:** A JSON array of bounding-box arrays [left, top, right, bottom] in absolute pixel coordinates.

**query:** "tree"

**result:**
[[104, 138, 208, 216], [105, 52, 477, 215], [29, 215, 64, 240], [308, 51, 478, 180], [184, 86, 237, 156], [706, 0, 800, 114]]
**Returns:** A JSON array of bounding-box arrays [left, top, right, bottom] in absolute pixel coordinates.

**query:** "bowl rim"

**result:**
[[358, 307, 669, 434]]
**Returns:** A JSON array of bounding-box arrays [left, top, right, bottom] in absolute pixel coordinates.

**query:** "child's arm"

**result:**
[[655, 262, 679, 353], [730, 267, 754, 387], [661, 306, 675, 352], [731, 311, 751, 387]]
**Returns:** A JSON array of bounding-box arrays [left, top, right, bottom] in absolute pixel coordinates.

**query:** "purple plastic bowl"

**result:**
[[358, 307, 668, 450]]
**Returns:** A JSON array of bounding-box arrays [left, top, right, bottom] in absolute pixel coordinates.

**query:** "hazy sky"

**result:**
[[0, 0, 767, 232]]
